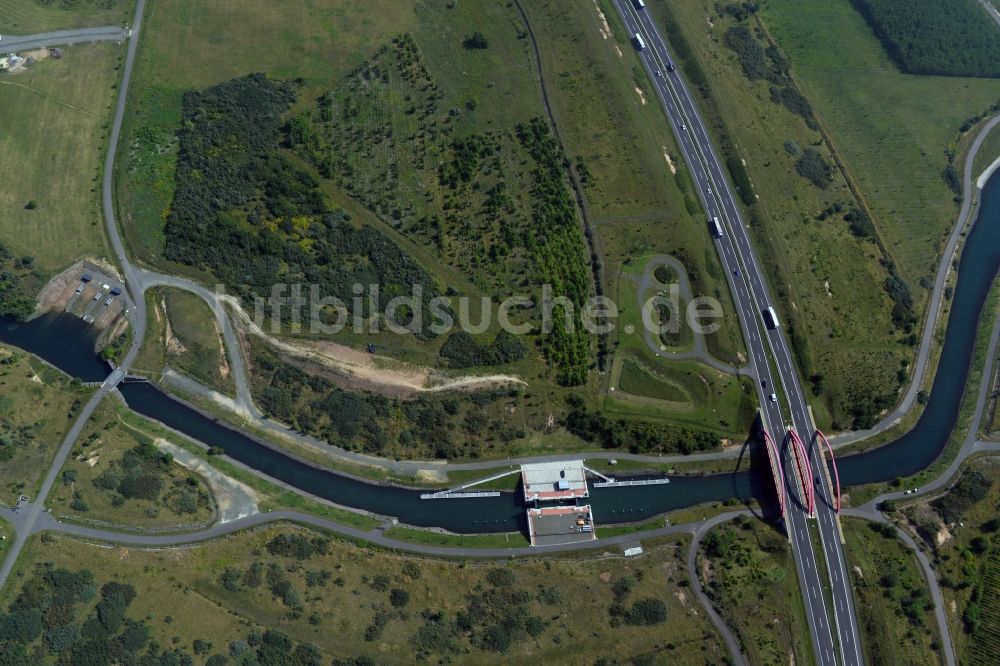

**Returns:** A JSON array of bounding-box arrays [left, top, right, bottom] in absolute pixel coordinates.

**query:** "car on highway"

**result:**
[[769, 393, 777, 402], [761, 379, 767, 388], [655, 69, 661, 77], [733, 268, 741, 276]]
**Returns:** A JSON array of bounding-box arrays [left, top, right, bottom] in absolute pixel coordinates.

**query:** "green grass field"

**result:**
[[163, 288, 234, 396], [0, 345, 91, 505], [974, 122, 1000, 183], [761, 0, 1000, 282], [0, 43, 122, 278], [842, 517, 943, 664], [0, 0, 132, 33], [1, 527, 726, 664], [698, 516, 813, 664], [618, 357, 688, 402], [607, 352, 756, 437]]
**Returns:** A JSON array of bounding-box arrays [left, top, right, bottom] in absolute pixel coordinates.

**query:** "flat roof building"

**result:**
[[521, 460, 589, 503], [526, 505, 596, 547]]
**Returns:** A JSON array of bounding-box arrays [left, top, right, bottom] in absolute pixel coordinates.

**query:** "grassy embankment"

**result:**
[[1, 526, 727, 664], [0, 344, 92, 505], [0, 42, 123, 279], [889, 457, 1000, 663], [846, 278, 1000, 507], [131, 287, 233, 396], [0, 0, 132, 32], [973, 121, 1000, 181], [48, 400, 215, 530], [698, 516, 813, 664], [842, 517, 944, 664]]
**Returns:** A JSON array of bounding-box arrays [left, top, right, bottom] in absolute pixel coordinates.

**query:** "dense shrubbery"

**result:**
[[87, 435, 209, 516], [844, 206, 875, 239], [794, 149, 833, 189], [933, 470, 992, 524], [721, 18, 817, 130], [438, 330, 527, 368], [293, 37, 594, 383], [563, 395, 719, 454], [850, 0, 1000, 78], [726, 156, 755, 205], [163, 73, 440, 335], [516, 117, 592, 385], [0, 243, 36, 322], [266, 533, 330, 560], [884, 273, 916, 330], [252, 342, 523, 459]]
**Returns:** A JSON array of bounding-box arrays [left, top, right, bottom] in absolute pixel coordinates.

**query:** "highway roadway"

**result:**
[[0, 26, 129, 52], [610, 1, 862, 663]]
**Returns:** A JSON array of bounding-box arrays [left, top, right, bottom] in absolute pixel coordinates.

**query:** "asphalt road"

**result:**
[[0, 26, 128, 52], [610, 2, 860, 662], [979, 0, 1000, 29]]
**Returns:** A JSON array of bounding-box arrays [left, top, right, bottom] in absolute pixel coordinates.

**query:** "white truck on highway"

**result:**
[[634, 0, 646, 8], [763, 306, 780, 329], [710, 216, 723, 238], [633, 32, 646, 50]]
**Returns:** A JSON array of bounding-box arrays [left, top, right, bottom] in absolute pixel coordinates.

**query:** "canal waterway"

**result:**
[[2, 172, 998, 532]]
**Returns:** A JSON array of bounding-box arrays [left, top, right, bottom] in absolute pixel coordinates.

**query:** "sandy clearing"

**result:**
[[663, 147, 677, 174], [219, 295, 524, 395], [634, 86, 647, 105], [592, 0, 613, 40]]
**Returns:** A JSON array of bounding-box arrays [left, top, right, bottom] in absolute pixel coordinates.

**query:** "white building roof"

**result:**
[[521, 460, 589, 502]]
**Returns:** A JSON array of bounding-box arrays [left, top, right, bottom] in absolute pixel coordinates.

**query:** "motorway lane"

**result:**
[[611, 1, 857, 663], [0, 26, 128, 52]]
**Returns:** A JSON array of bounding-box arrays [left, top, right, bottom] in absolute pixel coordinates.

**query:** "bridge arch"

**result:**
[[815, 430, 841, 513]]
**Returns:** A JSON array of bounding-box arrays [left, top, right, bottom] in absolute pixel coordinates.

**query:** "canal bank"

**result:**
[[2, 172, 999, 534]]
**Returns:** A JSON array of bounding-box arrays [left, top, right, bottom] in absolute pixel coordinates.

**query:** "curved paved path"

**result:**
[[687, 511, 751, 666], [634, 254, 750, 376], [0, 26, 128, 52]]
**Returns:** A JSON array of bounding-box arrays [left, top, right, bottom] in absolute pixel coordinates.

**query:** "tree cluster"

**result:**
[[252, 343, 520, 459], [794, 149, 833, 189], [563, 395, 719, 454], [0, 243, 37, 322], [163, 73, 440, 334], [932, 470, 992, 524], [850, 0, 1000, 78], [438, 330, 527, 368]]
